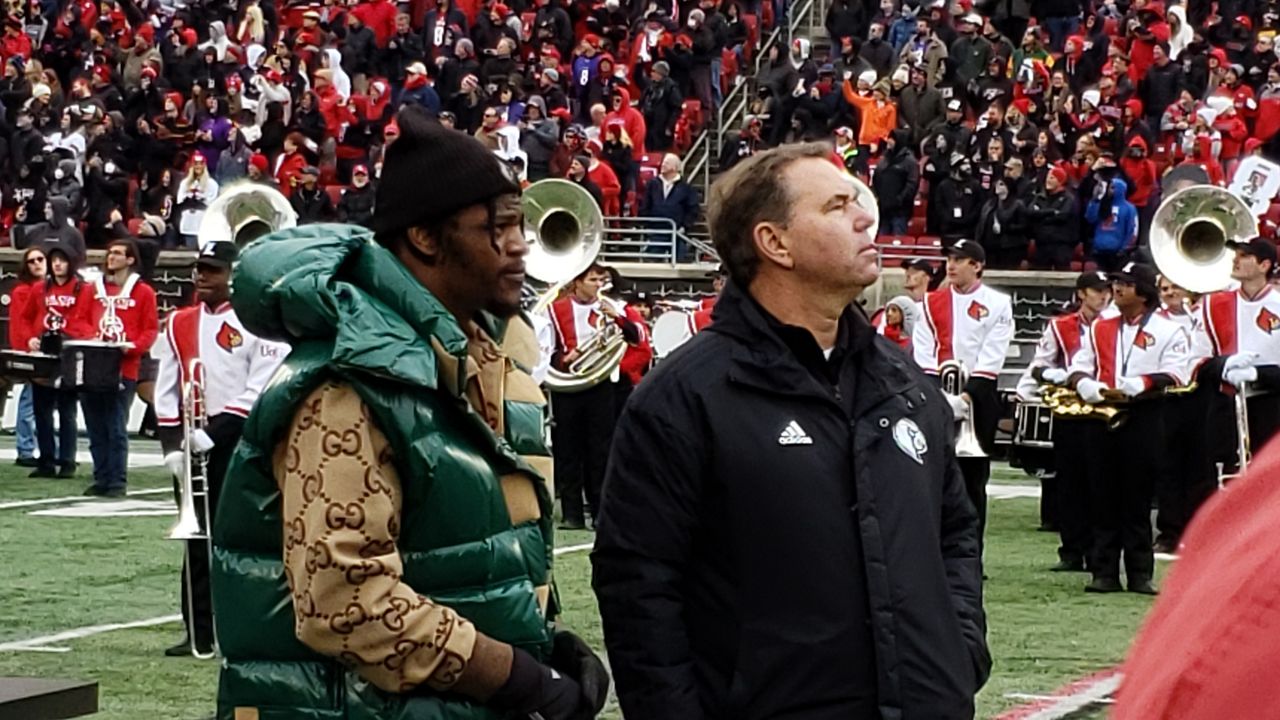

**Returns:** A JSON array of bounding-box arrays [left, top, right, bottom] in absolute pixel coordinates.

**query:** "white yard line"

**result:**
[[554, 543, 593, 556], [1018, 673, 1123, 720], [0, 448, 164, 468], [0, 615, 182, 653], [0, 487, 170, 511]]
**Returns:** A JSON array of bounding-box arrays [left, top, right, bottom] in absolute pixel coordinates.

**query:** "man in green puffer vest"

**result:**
[[210, 106, 610, 720]]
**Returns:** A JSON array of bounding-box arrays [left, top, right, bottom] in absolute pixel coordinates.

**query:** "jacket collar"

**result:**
[[710, 281, 918, 412]]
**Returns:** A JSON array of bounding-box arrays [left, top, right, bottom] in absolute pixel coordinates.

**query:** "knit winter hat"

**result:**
[[858, 69, 877, 86], [248, 153, 269, 172], [373, 106, 521, 237], [1049, 164, 1069, 186]]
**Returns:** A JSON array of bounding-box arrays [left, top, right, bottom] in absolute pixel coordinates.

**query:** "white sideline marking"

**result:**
[[31, 499, 175, 518], [0, 614, 182, 653], [0, 487, 169, 511], [1019, 673, 1123, 720], [0, 448, 164, 468], [554, 543, 593, 556], [989, 484, 1042, 500]]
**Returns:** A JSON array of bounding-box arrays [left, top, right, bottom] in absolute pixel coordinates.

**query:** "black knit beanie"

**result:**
[[373, 105, 521, 237]]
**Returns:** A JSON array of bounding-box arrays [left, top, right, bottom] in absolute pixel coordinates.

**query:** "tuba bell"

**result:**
[[196, 183, 298, 249], [1149, 184, 1258, 293], [521, 179, 624, 392]]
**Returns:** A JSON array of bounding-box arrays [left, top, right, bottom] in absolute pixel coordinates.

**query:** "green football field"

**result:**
[[0, 444, 1156, 719]]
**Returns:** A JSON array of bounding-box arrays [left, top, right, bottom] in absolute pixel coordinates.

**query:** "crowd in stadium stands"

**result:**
[[0, 0, 761, 253], [5, 0, 1280, 270]]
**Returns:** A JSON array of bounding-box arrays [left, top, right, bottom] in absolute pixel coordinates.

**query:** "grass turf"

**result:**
[[0, 457, 1155, 719]]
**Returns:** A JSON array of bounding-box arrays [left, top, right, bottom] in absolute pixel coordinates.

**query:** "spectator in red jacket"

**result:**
[[605, 86, 647, 160], [275, 132, 311, 196], [1120, 135, 1159, 241], [352, 0, 399, 46], [1, 16, 32, 62]]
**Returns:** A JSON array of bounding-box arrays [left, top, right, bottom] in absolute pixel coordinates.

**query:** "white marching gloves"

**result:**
[[1224, 352, 1260, 371], [1225, 366, 1259, 388], [947, 394, 970, 420], [1116, 376, 1146, 397], [1077, 378, 1106, 404], [187, 429, 216, 454], [1041, 367, 1069, 385], [164, 451, 185, 481]]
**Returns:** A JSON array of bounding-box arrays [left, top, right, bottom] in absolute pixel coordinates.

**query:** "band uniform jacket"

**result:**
[[1192, 286, 1280, 389], [1068, 310, 1192, 391], [593, 282, 990, 720], [153, 301, 290, 429], [913, 283, 1014, 380], [1015, 309, 1095, 400]]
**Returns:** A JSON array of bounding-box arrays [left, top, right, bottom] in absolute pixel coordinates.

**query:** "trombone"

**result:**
[[1149, 183, 1260, 482], [939, 360, 988, 458], [166, 359, 218, 659]]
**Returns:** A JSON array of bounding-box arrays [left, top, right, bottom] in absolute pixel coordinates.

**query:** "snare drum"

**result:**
[[652, 311, 695, 359], [1013, 402, 1056, 448]]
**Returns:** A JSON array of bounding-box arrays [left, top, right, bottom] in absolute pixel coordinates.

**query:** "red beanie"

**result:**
[[93, 64, 111, 84], [180, 28, 197, 47], [249, 153, 269, 172], [135, 22, 154, 42], [141, 65, 158, 80], [1049, 164, 1069, 186]]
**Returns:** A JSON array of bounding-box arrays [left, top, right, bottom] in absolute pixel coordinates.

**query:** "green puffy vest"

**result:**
[[211, 225, 555, 720]]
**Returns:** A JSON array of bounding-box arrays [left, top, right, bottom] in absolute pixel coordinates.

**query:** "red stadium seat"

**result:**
[[912, 197, 926, 217], [743, 14, 758, 63], [1070, 261, 1083, 271], [917, 235, 943, 256], [907, 216, 927, 237], [127, 218, 143, 235]]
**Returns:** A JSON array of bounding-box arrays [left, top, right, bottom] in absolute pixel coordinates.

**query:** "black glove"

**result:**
[[490, 646, 583, 720], [549, 630, 610, 717]]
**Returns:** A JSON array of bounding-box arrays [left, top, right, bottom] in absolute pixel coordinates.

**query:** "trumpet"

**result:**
[[166, 359, 218, 659], [939, 360, 987, 458]]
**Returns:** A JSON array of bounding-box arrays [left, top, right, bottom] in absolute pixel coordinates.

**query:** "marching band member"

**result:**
[[80, 239, 157, 498], [1015, 271, 1112, 572], [608, 268, 654, 411], [25, 243, 94, 479], [154, 241, 288, 657], [1191, 237, 1280, 464], [1067, 262, 1191, 595], [692, 265, 727, 331], [913, 239, 1014, 546], [547, 262, 643, 529], [1154, 275, 1205, 554], [900, 257, 936, 303]]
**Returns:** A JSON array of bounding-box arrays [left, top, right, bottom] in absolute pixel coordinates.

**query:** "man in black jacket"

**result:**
[[593, 142, 990, 720], [1027, 164, 1078, 269]]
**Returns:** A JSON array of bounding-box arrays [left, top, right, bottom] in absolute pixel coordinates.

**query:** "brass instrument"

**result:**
[[166, 358, 218, 659], [522, 179, 625, 392], [939, 360, 988, 458], [197, 182, 298, 249], [1040, 385, 1128, 429], [1149, 184, 1257, 293], [1150, 184, 1259, 480]]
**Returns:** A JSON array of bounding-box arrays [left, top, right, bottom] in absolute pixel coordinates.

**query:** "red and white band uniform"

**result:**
[[1016, 309, 1094, 400], [153, 301, 289, 430], [547, 295, 645, 381], [912, 283, 1014, 380], [913, 282, 1013, 547], [1067, 310, 1191, 590], [89, 274, 158, 382], [1190, 284, 1280, 449]]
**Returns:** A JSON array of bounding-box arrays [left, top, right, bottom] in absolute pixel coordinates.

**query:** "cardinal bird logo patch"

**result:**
[[967, 301, 989, 321], [1133, 331, 1156, 350], [1257, 308, 1280, 334], [216, 322, 243, 353]]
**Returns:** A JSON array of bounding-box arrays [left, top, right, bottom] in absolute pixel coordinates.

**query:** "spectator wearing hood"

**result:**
[[13, 197, 86, 263], [1119, 134, 1159, 241], [640, 60, 683, 151], [600, 120, 637, 206], [899, 63, 944, 146], [977, 176, 1030, 268], [520, 95, 561, 180], [604, 86, 646, 160], [83, 156, 129, 247], [873, 128, 920, 235], [216, 125, 253, 186], [1212, 102, 1249, 162], [48, 158, 84, 220], [936, 152, 982, 244], [1026, 164, 1078, 269], [969, 54, 1013, 116], [1085, 176, 1137, 270], [861, 22, 896, 77], [1060, 34, 1101, 91]]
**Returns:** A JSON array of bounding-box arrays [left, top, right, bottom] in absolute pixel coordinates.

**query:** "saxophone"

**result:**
[[1040, 385, 1129, 429]]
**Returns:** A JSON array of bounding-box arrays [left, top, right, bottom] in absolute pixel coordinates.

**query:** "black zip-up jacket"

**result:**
[[594, 282, 990, 720]]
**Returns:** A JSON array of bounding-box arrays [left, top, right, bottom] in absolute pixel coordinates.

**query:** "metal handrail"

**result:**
[[598, 215, 718, 265]]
